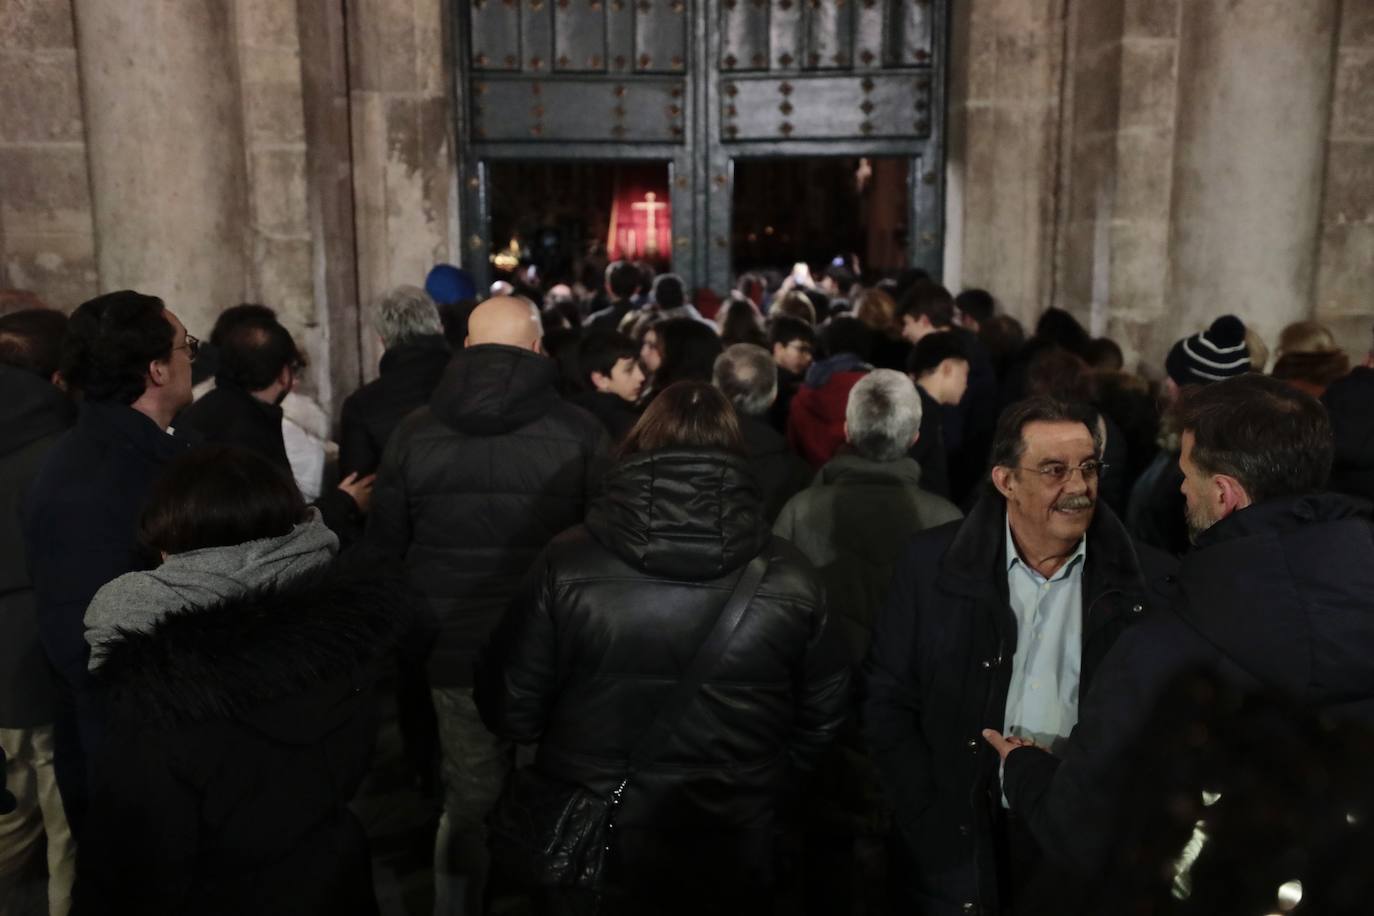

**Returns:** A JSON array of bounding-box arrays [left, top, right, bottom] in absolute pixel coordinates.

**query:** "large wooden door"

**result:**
[[451, 0, 944, 291]]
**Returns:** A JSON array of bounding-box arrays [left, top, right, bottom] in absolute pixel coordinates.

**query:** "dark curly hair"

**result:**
[[60, 291, 174, 405]]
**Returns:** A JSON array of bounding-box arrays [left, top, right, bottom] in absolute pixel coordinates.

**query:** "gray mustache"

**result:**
[[1055, 495, 1094, 511]]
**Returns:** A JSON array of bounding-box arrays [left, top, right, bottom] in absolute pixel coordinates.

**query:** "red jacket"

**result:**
[[786, 370, 868, 468]]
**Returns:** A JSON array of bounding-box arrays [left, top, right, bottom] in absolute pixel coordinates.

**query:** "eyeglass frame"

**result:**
[[1013, 459, 1110, 484], [172, 334, 200, 360]]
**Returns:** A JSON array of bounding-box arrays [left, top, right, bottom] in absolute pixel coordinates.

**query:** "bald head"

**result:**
[[465, 296, 542, 352]]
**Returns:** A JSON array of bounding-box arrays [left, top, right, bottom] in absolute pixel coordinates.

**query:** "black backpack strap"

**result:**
[[626, 552, 769, 771]]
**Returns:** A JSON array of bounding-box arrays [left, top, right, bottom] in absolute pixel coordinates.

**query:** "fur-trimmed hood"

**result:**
[[94, 565, 407, 735]]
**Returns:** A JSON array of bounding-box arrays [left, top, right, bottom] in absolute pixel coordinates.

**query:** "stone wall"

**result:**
[[0, 0, 97, 308], [1315, 2, 1374, 357], [1, 0, 1369, 410], [949, 0, 1374, 375]]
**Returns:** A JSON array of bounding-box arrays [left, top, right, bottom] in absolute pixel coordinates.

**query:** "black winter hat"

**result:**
[[1165, 315, 1251, 385]]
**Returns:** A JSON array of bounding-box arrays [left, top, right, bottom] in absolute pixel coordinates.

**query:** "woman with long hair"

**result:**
[[476, 382, 850, 915]]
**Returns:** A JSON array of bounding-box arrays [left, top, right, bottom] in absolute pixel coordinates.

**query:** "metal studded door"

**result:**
[[451, 0, 944, 290]]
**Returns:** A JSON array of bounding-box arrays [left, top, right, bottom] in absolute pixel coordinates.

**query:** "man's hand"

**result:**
[[338, 472, 377, 514], [982, 728, 1037, 763]]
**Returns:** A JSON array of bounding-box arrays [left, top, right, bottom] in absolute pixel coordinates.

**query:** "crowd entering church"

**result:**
[[2, 255, 1374, 916]]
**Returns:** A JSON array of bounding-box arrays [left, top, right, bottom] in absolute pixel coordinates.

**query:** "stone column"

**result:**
[[72, 1, 248, 335], [1164, 0, 1339, 352]]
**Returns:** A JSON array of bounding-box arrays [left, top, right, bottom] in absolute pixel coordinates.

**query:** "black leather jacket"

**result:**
[[475, 448, 851, 897]]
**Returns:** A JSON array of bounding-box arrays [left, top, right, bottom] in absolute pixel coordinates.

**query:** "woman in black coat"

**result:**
[[72, 447, 401, 915], [475, 382, 851, 915]]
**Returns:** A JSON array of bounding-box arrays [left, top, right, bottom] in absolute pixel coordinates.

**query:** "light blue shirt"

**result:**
[[1002, 515, 1086, 758]]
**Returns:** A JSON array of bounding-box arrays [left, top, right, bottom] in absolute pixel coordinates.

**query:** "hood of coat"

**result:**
[[804, 352, 871, 389], [430, 343, 560, 436], [0, 364, 75, 458], [585, 448, 770, 580], [85, 510, 339, 668], [1181, 492, 1374, 705], [93, 565, 406, 738], [818, 450, 924, 488], [1323, 367, 1374, 471]]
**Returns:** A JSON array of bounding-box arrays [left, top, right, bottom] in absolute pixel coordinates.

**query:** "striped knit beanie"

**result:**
[[1165, 315, 1251, 385]]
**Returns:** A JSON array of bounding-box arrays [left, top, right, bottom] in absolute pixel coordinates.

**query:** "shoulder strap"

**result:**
[[627, 553, 769, 771]]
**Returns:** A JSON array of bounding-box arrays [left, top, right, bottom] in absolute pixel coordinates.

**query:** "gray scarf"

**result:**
[[85, 510, 338, 670]]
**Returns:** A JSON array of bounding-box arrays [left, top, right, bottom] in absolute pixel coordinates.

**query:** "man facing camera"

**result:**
[[865, 396, 1176, 915], [987, 374, 1374, 897]]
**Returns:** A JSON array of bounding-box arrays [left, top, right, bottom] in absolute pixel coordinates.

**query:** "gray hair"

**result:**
[[372, 285, 443, 348], [712, 343, 778, 417], [845, 369, 923, 462]]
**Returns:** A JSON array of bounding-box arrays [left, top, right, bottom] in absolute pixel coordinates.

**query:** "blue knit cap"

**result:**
[[425, 264, 477, 306]]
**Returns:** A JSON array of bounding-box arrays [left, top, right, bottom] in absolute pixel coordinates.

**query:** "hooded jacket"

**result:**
[[474, 449, 851, 898], [338, 334, 452, 477], [1322, 366, 1374, 503], [0, 365, 75, 728], [1003, 493, 1374, 878], [72, 567, 402, 916], [367, 343, 610, 686], [84, 511, 337, 669], [787, 353, 871, 468]]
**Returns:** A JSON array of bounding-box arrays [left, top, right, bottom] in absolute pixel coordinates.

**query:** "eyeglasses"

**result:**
[[1017, 460, 1109, 483], [173, 334, 200, 360]]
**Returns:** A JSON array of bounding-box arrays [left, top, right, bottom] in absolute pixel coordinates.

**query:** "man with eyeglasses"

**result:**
[[22, 291, 196, 834], [864, 396, 1176, 915], [978, 374, 1374, 909]]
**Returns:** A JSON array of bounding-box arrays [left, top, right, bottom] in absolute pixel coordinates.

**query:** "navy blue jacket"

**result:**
[[22, 400, 192, 824], [1003, 493, 1374, 876]]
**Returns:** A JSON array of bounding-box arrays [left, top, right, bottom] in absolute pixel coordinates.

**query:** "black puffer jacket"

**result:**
[[73, 568, 402, 915], [475, 449, 851, 899], [1322, 366, 1374, 503], [367, 344, 610, 685], [338, 335, 451, 477]]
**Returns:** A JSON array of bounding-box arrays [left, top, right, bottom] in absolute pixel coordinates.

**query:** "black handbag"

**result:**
[[486, 554, 770, 890]]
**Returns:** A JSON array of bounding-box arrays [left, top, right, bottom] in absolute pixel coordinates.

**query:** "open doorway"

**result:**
[[731, 157, 909, 280], [486, 160, 673, 287]]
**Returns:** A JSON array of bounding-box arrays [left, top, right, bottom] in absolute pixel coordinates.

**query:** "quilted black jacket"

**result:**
[[475, 448, 851, 898]]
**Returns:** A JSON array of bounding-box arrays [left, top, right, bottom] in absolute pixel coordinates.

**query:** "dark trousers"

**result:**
[[993, 808, 1043, 914]]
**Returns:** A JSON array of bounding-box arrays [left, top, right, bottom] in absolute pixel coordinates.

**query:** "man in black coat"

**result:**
[[987, 374, 1374, 892], [368, 295, 610, 913], [0, 309, 77, 907], [339, 285, 452, 477], [864, 396, 1176, 915], [713, 342, 812, 521], [177, 304, 370, 536], [22, 291, 197, 830], [583, 260, 642, 332]]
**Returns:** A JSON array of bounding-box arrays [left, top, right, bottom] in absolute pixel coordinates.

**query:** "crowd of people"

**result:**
[[1, 256, 1372, 916]]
